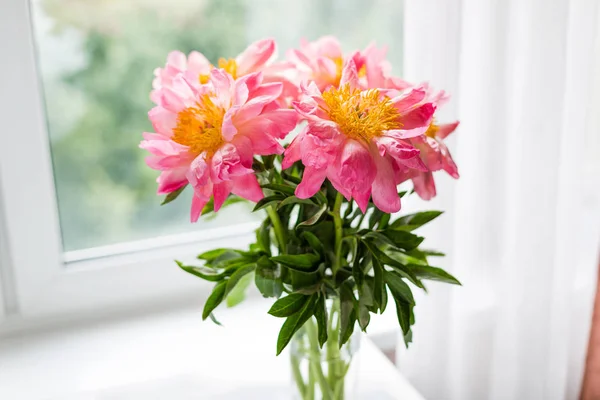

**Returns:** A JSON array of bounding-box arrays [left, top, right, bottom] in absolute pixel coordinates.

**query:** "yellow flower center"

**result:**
[[425, 121, 439, 138], [199, 58, 239, 84], [172, 94, 225, 157], [321, 84, 402, 143], [330, 57, 367, 88]]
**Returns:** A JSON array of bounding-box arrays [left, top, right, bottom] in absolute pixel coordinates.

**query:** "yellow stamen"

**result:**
[[198, 58, 239, 84], [321, 84, 402, 143], [332, 56, 344, 87], [218, 58, 238, 79], [330, 56, 367, 87], [172, 94, 225, 157], [425, 121, 439, 138], [199, 74, 210, 84]]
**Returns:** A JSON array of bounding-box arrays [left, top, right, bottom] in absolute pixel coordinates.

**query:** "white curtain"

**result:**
[[396, 1, 600, 399]]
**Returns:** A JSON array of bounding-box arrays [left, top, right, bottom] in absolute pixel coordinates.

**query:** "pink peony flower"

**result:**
[[287, 36, 412, 93], [151, 38, 278, 104], [408, 120, 460, 200], [141, 69, 298, 222], [282, 60, 435, 213]]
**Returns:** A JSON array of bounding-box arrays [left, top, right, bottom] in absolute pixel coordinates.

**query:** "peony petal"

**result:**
[[159, 87, 187, 113], [436, 121, 459, 139], [282, 133, 304, 169], [313, 36, 342, 59], [237, 118, 285, 155], [231, 173, 264, 203], [186, 154, 210, 189], [371, 153, 401, 213], [190, 193, 209, 223], [210, 69, 234, 107], [353, 187, 372, 214], [391, 88, 427, 114], [213, 182, 233, 211], [187, 51, 211, 73], [248, 82, 283, 102], [211, 143, 253, 183], [383, 126, 429, 140], [221, 107, 238, 141], [157, 168, 188, 195], [260, 109, 299, 138], [412, 172, 437, 200], [296, 166, 327, 199], [401, 103, 436, 130], [166, 51, 187, 70], [338, 140, 376, 194], [339, 59, 359, 89], [236, 38, 276, 75]]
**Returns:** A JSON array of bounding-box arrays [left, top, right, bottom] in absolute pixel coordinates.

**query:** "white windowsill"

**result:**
[[0, 297, 406, 399]]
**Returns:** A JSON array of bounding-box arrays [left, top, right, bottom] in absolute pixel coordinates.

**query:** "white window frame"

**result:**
[[0, 0, 258, 327]]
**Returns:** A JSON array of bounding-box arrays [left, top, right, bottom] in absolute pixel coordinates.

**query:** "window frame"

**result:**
[[0, 0, 258, 324]]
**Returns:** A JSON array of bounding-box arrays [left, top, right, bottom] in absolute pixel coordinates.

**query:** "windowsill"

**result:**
[[0, 297, 405, 399]]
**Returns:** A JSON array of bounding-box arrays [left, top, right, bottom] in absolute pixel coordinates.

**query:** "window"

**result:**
[[0, 0, 405, 322]]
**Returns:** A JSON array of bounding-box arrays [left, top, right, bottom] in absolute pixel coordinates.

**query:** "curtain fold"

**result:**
[[397, 1, 600, 399]]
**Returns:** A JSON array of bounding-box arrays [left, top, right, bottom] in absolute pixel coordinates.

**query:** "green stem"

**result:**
[[306, 319, 333, 400], [291, 353, 306, 398], [266, 205, 287, 252], [332, 193, 344, 277]]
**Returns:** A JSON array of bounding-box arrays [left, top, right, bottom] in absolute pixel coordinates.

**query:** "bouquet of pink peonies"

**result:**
[[141, 36, 460, 399]]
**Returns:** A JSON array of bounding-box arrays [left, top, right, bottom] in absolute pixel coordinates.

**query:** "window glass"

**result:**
[[30, 0, 404, 251]]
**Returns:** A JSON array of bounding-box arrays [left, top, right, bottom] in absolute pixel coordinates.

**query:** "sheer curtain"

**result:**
[[396, 1, 600, 399]]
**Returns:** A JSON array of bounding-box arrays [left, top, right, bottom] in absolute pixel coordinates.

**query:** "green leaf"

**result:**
[[276, 294, 318, 355], [278, 196, 315, 209], [197, 248, 235, 262], [372, 256, 385, 312], [385, 271, 415, 305], [226, 272, 254, 307], [296, 203, 327, 228], [393, 296, 411, 334], [293, 282, 324, 295], [390, 211, 444, 231], [282, 171, 302, 184], [352, 242, 366, 287], [315, 294, 328, 348], [380, 284, 388, 313], [268, 293, 309, 317], [161, 185, 187, 205], [253, 194, 286, 212], [256, 221, 272, 255], [362, 240, 424, 289], [255, 256, 282, 298], [381, 229, 424, 251], [340, 308, 357, 347], [421, 249, 446, 257], [225, 264, 256, 298], [340, 283, 357, 347], [368, 208, 384, 230], [209, 313, 222, 326], [403, 328, 413, 348], [300, 231, 325, 255], [271, 253, 320, 273], [202, 281, 227, 320], [176, 261, 229, 282], [378, 213, 391, 230], [357, 283, 374, 331], [409, 264, 461, 285], [261, 183, 297, 196]]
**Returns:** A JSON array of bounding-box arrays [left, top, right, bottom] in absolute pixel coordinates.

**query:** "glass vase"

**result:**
[[289, 297, 361, 400]]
